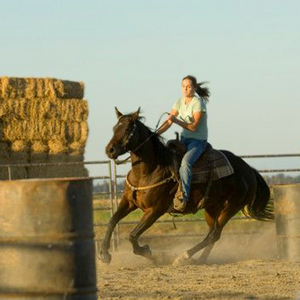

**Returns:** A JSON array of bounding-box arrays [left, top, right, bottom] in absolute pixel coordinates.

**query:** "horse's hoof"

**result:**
[[173, 251, 190, 266], [141, 244, 152, 258], [134, 244, 152, 258], [99, 250, 112, 264]]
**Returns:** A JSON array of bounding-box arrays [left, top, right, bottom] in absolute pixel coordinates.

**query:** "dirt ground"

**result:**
[[97, 224, 300, 300]]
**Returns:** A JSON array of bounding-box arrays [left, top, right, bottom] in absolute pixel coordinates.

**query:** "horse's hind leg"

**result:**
[[197, 243, 215, 264], [174, 203, 242, 266], [196, 209, 221, 264], [129, 208, 163, 260], [99, 197, 136, 264]]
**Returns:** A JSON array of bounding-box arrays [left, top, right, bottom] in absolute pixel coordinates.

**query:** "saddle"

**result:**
[[167, 140, 234, 183]]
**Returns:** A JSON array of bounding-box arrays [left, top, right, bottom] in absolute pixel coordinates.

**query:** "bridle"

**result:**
[[114, 112, 169, 165], [120, 120, 137, 151]]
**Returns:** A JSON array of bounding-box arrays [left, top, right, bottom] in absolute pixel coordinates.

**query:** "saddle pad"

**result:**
[[191, 149, 234, 183]]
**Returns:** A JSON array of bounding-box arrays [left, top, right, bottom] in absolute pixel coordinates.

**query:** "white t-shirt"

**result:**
[[172, 96, 208, 140]]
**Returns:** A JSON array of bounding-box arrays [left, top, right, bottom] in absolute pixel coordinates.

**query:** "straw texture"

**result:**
[[0, 77, 84, 99], [0, 77, 89, 180]]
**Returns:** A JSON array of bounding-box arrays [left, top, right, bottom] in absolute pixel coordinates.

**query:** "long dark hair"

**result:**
[[182, 75, 210, 102]]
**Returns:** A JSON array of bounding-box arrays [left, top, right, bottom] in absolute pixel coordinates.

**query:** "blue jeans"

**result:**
[[179, 137, 207, 200]]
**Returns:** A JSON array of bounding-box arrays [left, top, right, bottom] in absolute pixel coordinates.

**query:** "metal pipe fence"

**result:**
[[107, 153, 300, 249], [1, 153, 299, 251]]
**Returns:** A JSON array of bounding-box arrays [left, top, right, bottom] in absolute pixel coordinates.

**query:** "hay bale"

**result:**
[[2, 119, 53, 141], [0, 77, 11, 98], [29, 152, 48, 163], [67, 142, 86, 178], [11, 140, 29, 152], [67, 154, 84, 162], [0, 101, 9, 119], [27, 152, 48, 178], [48, 138, 68, 154], [0, 141, 8, 151], [0, 76, 89, 180], [2, 118, 88, 147], [0, 77, 84, 99], [80, 121, 89, 143], [68, 142, 85, 156], [0, 98, 88, 122], [0, 149, 10, 180], [9, 141, 29, 179], [65, 122, 88, 147], [26, 141, 48, 178], [27, 152, 88, 179], [45, 153, 69, 178], [0, 98, 30, 120], [45, 139, 68, 178], [5, 98, 51, 120], [49, 98, 88, 122], [30, 140, 49, 153], [58, 80, 85, 99], [2, 119, 28, 140], [10, 152, 28, 180], [68, 154, 88, 178]]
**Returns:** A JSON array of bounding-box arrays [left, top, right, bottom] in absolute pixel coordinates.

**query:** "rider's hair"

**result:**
[[182, 75, 210, 102]]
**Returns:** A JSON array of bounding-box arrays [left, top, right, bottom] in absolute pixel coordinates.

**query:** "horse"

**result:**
[[100, 107, 273, 266]]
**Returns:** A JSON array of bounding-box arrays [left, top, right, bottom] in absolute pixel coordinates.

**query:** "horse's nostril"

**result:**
[[109, 147, 115, 154]]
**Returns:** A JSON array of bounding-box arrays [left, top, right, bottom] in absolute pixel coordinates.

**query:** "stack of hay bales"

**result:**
[[0, 77, 89, 180]]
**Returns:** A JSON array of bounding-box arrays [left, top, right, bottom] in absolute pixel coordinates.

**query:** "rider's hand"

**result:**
[[167, 114, 176, 123]]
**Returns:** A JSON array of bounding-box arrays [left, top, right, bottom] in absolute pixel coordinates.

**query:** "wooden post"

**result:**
[[273, 183, 300, 261]]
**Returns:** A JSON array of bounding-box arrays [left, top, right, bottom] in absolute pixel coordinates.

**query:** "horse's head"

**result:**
[[106, 107, 141, 159]]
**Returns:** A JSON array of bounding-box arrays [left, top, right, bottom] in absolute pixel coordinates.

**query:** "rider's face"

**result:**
[[181, 79, 196, 98]]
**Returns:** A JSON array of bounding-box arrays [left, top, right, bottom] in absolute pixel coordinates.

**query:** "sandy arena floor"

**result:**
[[97, 224, 300, 299]]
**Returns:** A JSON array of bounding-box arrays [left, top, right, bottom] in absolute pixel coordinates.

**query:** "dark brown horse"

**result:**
[[100, 107, 273, 265]]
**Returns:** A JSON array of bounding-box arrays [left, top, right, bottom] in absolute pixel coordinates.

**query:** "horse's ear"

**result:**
[[132, 107, 140, 121], [115, 107, 123, 119]]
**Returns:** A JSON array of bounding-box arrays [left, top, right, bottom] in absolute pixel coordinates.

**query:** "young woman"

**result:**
[[157, 75, 210, 211]]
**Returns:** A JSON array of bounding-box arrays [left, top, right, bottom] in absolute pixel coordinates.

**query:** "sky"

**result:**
[[0, 0, 299, 175]]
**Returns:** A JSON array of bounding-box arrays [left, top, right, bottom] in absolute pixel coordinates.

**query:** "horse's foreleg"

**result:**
[[129, 208, 163, 260], [99, 198, 136, 264]]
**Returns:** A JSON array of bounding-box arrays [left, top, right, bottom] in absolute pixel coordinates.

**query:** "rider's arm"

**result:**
[[170, 111, 203, 132], [157, 109, 178, 135]]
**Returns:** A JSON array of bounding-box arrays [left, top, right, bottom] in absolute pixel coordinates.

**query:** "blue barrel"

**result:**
[[0, 178, 97, 299], [274, 183, 300, 261]]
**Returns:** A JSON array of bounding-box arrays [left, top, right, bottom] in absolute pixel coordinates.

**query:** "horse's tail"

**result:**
[[242, 168, 274, 221]]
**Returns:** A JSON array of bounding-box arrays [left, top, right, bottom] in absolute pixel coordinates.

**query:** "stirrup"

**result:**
[[173, 196, 187, 212], [173, 182, 187, 211], [174, 181, 183, 198]]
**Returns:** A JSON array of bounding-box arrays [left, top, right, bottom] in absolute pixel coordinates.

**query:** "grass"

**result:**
[[92, 195, 247, 225], [93, 207, 207, 224], [93, 196, 275, 246], [93, 193, 207, 224]]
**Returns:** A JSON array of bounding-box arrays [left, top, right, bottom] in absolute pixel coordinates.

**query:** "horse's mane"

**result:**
[[136, 118, 174, 168]]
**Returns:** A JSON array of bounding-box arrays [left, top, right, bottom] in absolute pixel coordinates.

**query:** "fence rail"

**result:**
[[1, 153, 299, 251], [107, 152, 300, 250]]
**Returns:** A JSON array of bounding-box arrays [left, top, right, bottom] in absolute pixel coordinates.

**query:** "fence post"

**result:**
[[8, 166, 11, 180], [113, 161, 120, 250], [108, 160, 119, 252], [274, 183, 300, 261]]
